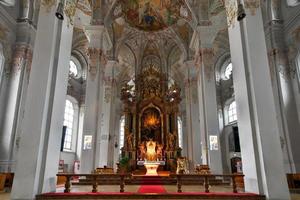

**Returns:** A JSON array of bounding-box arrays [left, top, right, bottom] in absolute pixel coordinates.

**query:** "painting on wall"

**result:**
[[209, 135, 219, 151], [119, 0, 191, 31], [83, 135, 92, 150]]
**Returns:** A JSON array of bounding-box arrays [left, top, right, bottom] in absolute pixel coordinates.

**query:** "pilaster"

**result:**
[[80, 24, 112, 172], [0, 20, 35, 173], [183, 61, 202, 166], [11, 1, 74, 198], [226, 1, 290, 199], [197, 47, 223, 174]]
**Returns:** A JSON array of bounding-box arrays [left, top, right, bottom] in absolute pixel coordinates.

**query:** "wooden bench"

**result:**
[[0, 174, 5, 191], [287, 173, 300, 188]]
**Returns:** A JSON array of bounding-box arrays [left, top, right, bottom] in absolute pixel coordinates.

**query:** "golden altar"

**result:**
[[120, 64, 182, 172]]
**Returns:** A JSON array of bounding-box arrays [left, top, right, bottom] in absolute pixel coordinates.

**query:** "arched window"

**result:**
[[228, 101, 237, 123], [177, 117, 183, 148], [63, 100, 75, 150], [69, 60, 78, 76], [224, 63, 233, 80], [119, 116, 125, 153]]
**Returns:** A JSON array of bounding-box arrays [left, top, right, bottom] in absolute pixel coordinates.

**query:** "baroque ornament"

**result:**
[[12, 45, 33, 74], [41, 0, 57, 12], [224, 0, 238, 28], [244, 0, 260, 15], [87, 48, 100, 80], [64, 0, 79, 26]]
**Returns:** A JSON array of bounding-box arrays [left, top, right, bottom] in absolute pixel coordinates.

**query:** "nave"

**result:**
[[1, 0, 300, 200]]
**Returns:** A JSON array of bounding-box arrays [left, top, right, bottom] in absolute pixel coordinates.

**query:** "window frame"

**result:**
[[63, 96, 79, 152], [119, 115, 125, 154], [177, 116, 183, 148], [69, 56, 82, 79], [228, 101, 237, 123], [224, 98, 238, 125]]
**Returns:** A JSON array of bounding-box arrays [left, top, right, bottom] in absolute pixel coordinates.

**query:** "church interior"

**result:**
[[1, 0, 300, 200]]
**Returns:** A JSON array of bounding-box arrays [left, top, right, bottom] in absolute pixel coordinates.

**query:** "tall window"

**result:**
[[228, 101, 237, 123], [69, 60, 78, 76], [177, 117, 183, 148], [119, 116, 125, 153], [224, 63, 233, 80], [63, 100, 74, 150]]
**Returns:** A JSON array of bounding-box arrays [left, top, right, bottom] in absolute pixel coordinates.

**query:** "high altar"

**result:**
[[120, 64, 182, 173]]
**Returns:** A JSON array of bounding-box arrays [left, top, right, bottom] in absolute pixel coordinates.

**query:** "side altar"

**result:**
[[120, 64, 182, 173]]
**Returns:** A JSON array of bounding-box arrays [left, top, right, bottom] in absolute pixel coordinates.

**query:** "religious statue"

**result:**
[[126, 132, 134, 150], [167, 132, 177, 150], [156, 144, 164, 160], [176, 157, 188, 174], [138, 142, 146, 160], [146, 139, 157, 161]]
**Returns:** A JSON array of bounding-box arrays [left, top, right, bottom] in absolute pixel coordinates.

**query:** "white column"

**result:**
[[80, 25, 112, 173], [97, 60, 117, 167], [197, 48, 223, 174], [183, 61, 202, 165], [11, 2, 74, 199], [0, 22, 34, 172], [226, 1, 290, 199]]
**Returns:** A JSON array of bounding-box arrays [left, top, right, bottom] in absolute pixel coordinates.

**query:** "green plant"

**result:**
[[119, 156, 130, 169]]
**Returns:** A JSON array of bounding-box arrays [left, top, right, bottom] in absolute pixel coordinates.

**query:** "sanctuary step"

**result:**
[[36, 192, 266, 200], [73, 174, 230, 186]]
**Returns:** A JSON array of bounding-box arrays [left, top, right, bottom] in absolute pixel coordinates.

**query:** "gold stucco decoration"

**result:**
[[41, 0, 57, 12], [244, 0, 260, 15], [224, 0, 238, 28], [65, 0, 78, 26]]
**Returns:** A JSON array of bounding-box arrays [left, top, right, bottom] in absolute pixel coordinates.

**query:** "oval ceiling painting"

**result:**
[[119, 0, 191, 32]]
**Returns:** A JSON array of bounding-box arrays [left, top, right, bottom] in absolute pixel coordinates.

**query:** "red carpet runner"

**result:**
[[137, 185, 167, 193]]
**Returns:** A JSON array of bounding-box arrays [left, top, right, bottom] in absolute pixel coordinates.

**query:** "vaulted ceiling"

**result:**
[[72, 0, 228, 86]]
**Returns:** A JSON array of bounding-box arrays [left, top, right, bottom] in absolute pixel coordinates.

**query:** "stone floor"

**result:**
[[1, 186, 300, 200]]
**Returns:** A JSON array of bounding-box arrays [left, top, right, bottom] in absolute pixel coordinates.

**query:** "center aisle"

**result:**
[[137, 185, 167, 193]]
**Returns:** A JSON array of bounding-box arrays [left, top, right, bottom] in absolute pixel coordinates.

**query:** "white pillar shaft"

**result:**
[[0, 44, 32, 172], [81, 55, 102, 173], [11, 3, 73, 199], [198, 50, 223, 174], [228, 4, 290, 199]]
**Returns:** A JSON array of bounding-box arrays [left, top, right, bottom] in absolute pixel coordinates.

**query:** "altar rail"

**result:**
[[57, 174, 130, 193], [173, 174, 244, 193], [57, 173, 244, 194]]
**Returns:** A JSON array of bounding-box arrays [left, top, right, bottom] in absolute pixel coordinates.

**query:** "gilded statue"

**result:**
[[126, 132, 134, 150], [138, 142, 146, 160], [146, 139, 157, 161], [156, 144, 164, 160], [176, 157, 188, 174], [167, 132, 177, 150]]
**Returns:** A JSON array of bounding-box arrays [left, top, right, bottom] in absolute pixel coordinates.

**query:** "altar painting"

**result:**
[[141, 107, 162, 143]]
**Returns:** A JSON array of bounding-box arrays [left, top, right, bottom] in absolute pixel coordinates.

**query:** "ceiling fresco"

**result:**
[[118, 0, 192, 31]]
